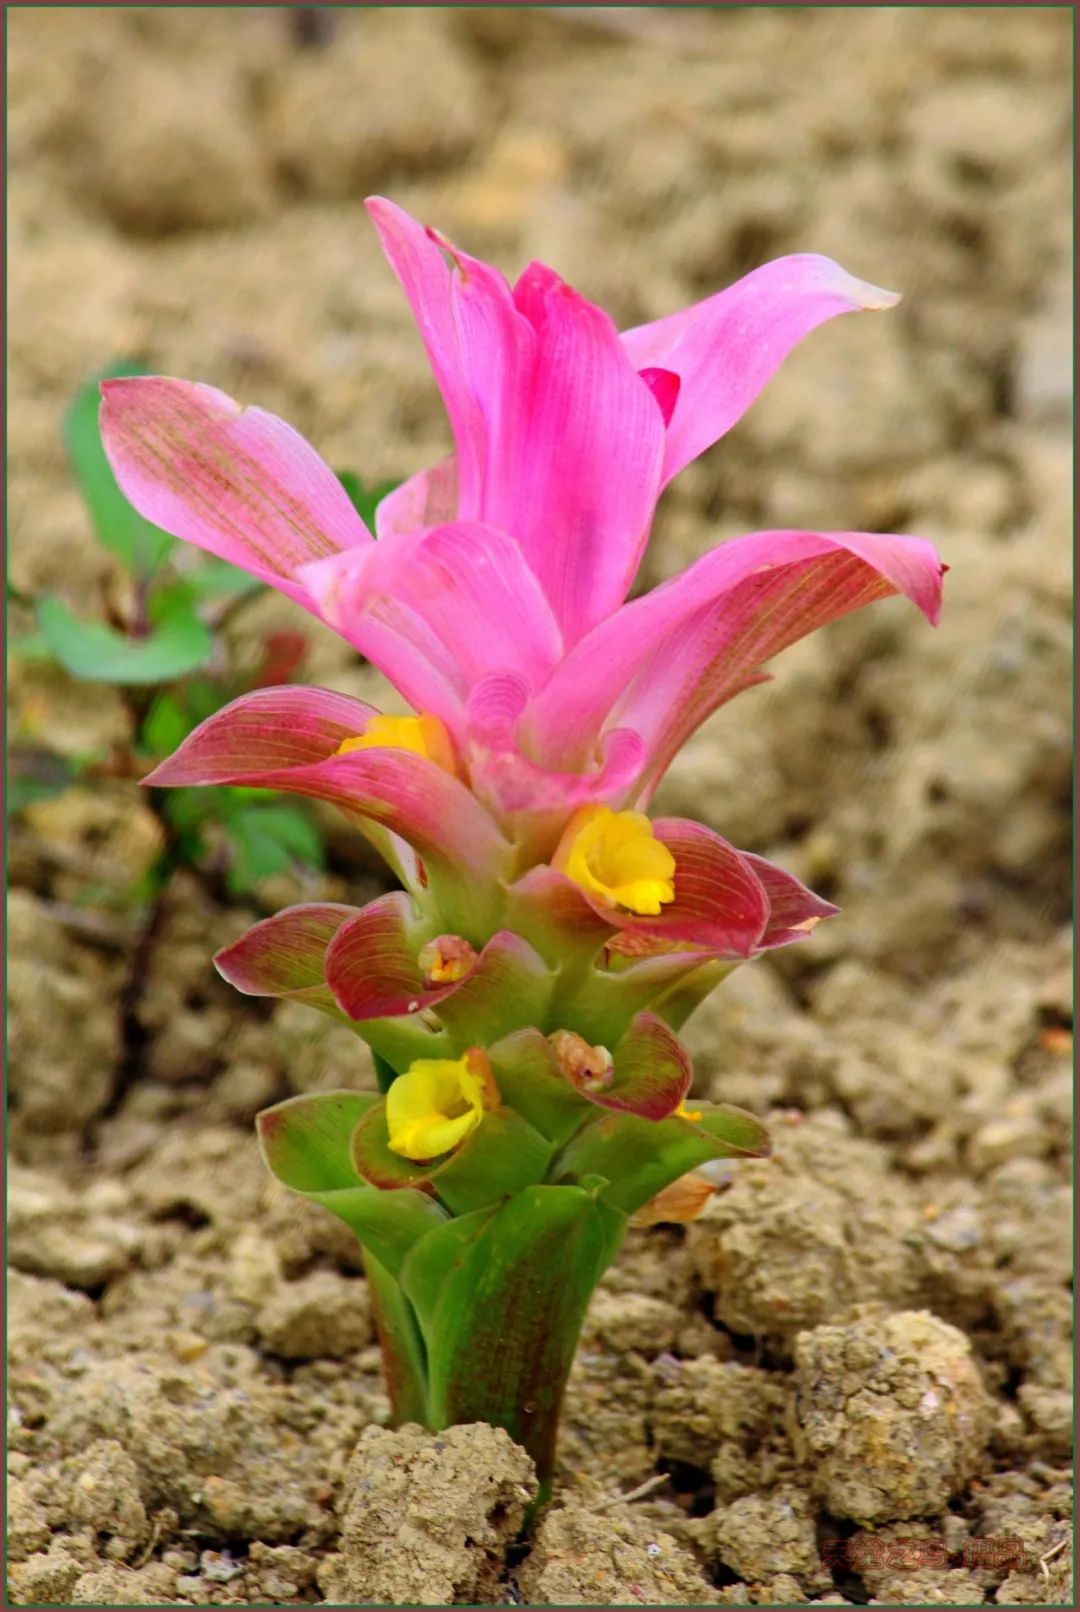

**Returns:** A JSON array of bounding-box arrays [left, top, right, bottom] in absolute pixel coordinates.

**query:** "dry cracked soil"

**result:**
[[7, 6, 1073, 1607]]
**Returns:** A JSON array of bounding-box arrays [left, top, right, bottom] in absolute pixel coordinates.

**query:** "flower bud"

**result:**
[[418, 934, 479, 987], [550, 1029, 614, 1095]]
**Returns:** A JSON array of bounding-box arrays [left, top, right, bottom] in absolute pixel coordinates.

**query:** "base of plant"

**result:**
[[366, 1183, 626, 1502], [257, 1081, 770, 1504]]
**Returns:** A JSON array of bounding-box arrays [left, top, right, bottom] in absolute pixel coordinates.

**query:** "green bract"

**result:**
[[258, 1072, 768, 1496]]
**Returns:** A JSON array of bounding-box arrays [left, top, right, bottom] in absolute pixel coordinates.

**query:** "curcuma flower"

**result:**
[[100, 199, 944, 1495]]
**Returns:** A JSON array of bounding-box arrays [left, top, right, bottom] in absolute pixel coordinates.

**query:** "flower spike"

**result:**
[[107, 195, 945, 1496]]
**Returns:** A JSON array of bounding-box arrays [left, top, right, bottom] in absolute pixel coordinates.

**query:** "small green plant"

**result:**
[[9, 364, 400, 1117]]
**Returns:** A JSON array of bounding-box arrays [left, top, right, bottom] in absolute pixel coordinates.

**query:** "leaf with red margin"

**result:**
[[323, 892, 431, 1019], [258, 1089, 374, 1190], [586, 1012, 692, 1121], [744, 852, 840, 947], [554, 1101, 770, 1216], [216, 902, 361, 1014], [326, 902, 553, 1047], [144, 685, 510, 892]]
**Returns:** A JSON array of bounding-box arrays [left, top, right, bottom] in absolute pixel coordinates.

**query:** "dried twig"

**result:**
[[591, 1472, 671, 1511], [1037, 1532, 1070, 1587]]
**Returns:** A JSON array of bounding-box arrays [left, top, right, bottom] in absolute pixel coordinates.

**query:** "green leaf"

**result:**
[[218, 785, 280, 807], [161, 785, 217, 831], [180, 559, 262, 601], [555, 956, 737, 1047], [37, 595, 213, 685], [488, 1029, 591, 1147], [140, 691, 194, 757], [64, 362, 175, 579], [224, 802, 326, 893], [183, 677, 237, 728], [250, 805, 324, 865], [697, 1104, 773, 1156], [399, 1184, 625, 1496], [258, 1090, 376, 1190], [225, 819, 291, 891], [363, 1250, 429, 1425], [398, 1201, 501, 1338], [7, 774, 71, 815], [336, 470, 402, 531], [325, 1186, 451, 1278], [371, 1051, 398, 1096]]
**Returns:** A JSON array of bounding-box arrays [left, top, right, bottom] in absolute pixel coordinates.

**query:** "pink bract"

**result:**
[[105, 197, 944, 983]]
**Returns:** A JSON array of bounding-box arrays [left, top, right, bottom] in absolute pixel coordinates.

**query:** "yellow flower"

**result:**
[[385, 1051, 497, 1163], [552, 804, 676, 916], [674, 1099, 702, 1122], [336, 713, 457, 775]]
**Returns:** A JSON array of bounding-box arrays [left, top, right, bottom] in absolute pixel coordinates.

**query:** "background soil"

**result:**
[[7, 6, 1073, 1607]]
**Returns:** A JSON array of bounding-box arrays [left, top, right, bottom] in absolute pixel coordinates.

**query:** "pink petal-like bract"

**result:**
[[528, 527, 945, 791], [367, 198, 665, 642], [144, 686, 508, 881], [465, 672, 645, 816], [106, 198, 946, 1083], [375, 455, 459, 539], [99, 377, 372, 610], [622, 254, 901, 486], [299, 521, 563, 736]]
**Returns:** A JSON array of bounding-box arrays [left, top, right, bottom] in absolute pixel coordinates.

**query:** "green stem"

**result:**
[[397, 1185, 627, 1502], [364, 1250, 429, 1428]]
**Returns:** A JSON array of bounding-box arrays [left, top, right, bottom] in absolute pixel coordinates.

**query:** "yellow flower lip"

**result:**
[[385, 1049, 498, 1163], [552, 804, 676, 916], [336, 713, 458, 775]]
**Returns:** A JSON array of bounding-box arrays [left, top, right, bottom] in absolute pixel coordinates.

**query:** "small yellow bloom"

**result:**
[[386, 1050, 497, 1163], [417, 934, 478, 987], [674, 1099, 702, 1122], [552, 804, 676, 916], [336, 713, 457, 775]]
